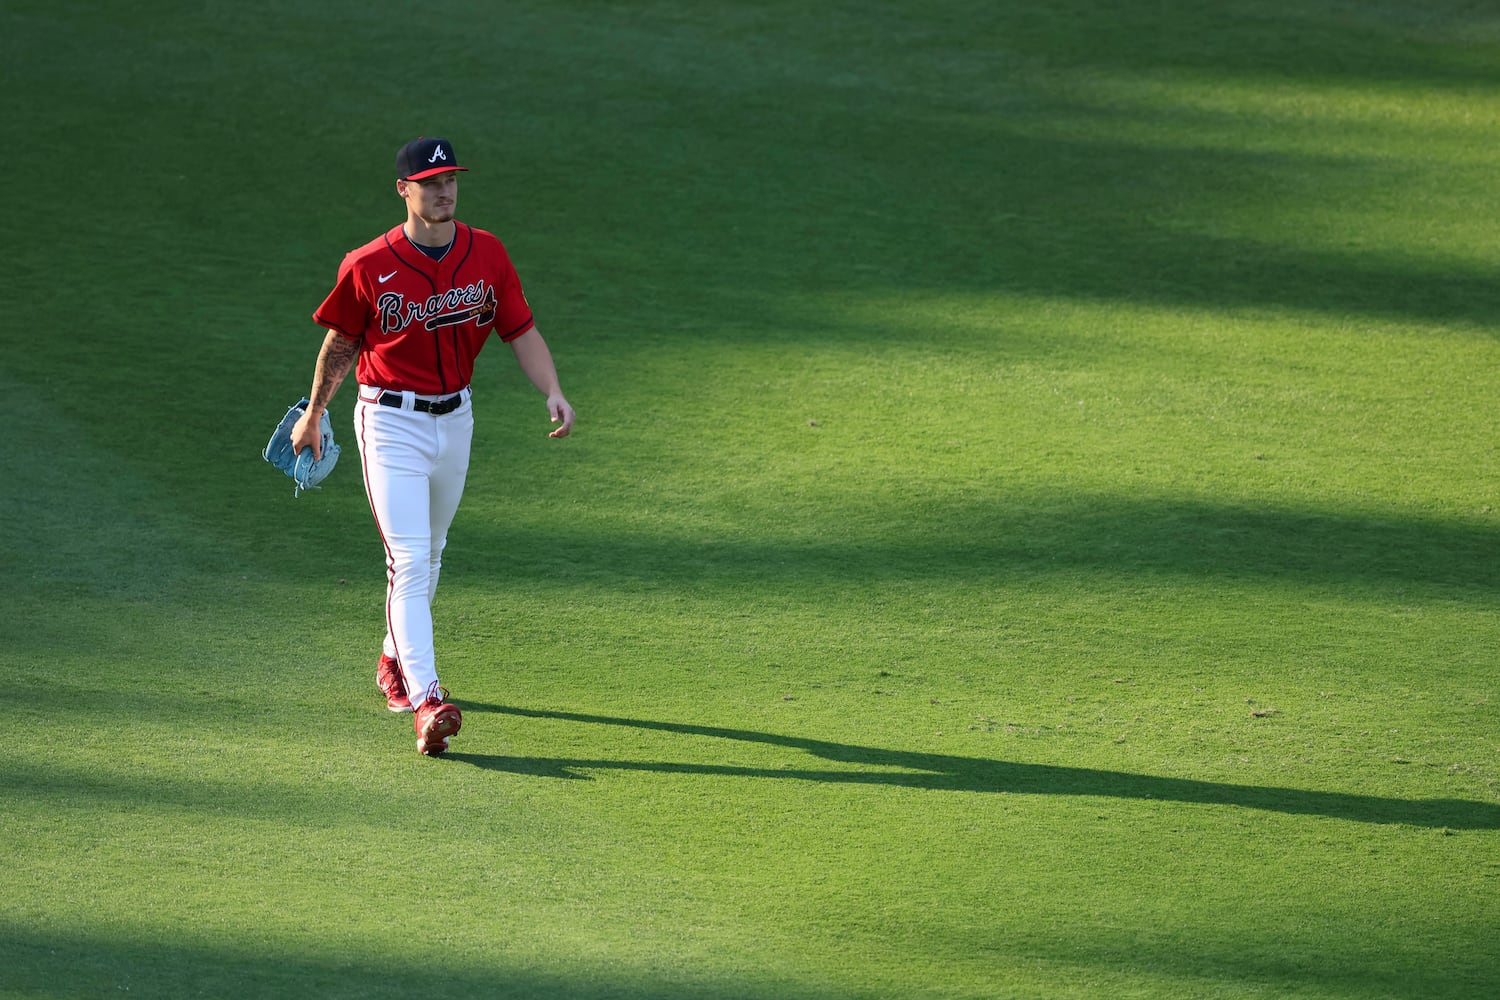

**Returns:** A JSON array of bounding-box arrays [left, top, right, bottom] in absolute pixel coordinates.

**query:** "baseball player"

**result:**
[[289, 136, 575, 756]]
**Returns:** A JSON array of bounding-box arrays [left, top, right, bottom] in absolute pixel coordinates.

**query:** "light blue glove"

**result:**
[[262, 399, 341, 497]]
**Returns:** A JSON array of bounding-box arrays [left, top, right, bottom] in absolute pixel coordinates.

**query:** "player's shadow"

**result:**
[[446, 704, 1500, 830]]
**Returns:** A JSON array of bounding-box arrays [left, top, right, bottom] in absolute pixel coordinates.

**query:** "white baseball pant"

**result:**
[[354, 384, 474, 706]]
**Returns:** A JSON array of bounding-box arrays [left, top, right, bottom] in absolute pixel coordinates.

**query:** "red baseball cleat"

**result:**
[[376, 654, 412, 713], [414, 684, 462, 756]]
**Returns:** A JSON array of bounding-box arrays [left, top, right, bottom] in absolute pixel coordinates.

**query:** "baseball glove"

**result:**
[[262, 399, 341, 497]]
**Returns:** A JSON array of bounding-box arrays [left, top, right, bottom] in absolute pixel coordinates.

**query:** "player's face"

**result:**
[[400, 171, 459, 224]]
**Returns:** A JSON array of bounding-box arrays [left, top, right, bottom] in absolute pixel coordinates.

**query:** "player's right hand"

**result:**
[[290, 407, 324, 461]]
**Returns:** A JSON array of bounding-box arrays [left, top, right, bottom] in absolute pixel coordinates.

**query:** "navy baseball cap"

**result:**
[[396, 137, 469, 181]]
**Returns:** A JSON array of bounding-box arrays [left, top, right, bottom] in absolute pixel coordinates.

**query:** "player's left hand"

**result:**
[[548, 393, 575, 439]]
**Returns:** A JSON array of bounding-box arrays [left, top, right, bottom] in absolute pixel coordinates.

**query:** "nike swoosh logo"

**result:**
[[378, 271, 398, 283]]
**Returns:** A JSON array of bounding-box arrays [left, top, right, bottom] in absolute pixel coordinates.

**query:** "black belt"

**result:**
[[377, 390, 466, 415]]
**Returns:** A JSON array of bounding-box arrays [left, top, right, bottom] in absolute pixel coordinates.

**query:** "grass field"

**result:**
[[2, 2, 1498, 997]]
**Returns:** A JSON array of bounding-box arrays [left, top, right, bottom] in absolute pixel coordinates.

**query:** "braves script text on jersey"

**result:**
[[314, 222, 534, 393]]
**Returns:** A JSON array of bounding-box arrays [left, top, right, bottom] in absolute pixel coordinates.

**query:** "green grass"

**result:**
[[2, 1, 1498, 997]]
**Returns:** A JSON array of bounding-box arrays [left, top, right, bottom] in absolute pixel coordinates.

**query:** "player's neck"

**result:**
[[404, 217, 456, 248]]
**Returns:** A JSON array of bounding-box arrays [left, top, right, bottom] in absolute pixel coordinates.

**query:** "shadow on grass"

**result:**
[[0, 926, 830, 1000], [449, 705, 1500, 831], [548, 43, 1500, 337], [456, 495, 1500, 599]]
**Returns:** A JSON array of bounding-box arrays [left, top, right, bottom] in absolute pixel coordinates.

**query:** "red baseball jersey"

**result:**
[[313, 222, 535, 395]]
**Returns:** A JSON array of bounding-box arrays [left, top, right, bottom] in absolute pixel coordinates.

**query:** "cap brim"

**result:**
[[402, 165, 469, 181]]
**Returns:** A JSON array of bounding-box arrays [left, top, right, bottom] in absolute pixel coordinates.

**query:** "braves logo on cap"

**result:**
[[396, 137, 470, 181]]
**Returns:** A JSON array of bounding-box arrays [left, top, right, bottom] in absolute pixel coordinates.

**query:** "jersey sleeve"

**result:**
[[491, 243, 535, 342], [312, 255, 371, 340], [495, 279, 534, 342]]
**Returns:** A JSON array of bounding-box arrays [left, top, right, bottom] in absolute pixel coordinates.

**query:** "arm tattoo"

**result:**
[[309, 335, 362, 411]]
